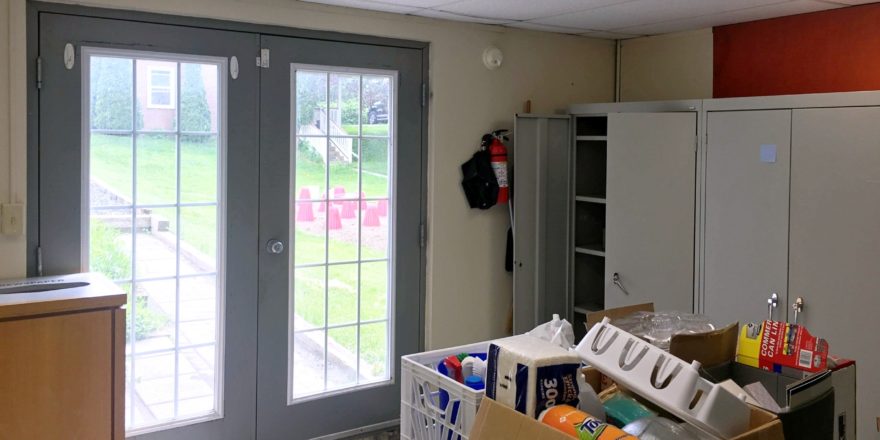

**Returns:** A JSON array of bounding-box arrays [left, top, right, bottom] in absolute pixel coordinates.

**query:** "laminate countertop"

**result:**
[[0, 272, 126, 320]]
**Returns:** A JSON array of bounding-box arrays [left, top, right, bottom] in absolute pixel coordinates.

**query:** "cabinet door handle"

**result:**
[[767, 292, 779, 320], [612, 272, 630, 295], [792, 297, 804, 324]]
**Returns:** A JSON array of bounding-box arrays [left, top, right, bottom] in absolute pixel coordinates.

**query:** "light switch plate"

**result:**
[[1, 203, 24, 236]]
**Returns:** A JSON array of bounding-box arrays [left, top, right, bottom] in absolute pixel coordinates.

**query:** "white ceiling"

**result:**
[[299, 0, 877, 38]]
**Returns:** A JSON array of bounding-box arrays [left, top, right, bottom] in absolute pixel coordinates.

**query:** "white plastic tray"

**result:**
[[575, 317, 751, 439]]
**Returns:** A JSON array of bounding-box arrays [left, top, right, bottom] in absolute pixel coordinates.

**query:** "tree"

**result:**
[[90, 57, 134, 130], [180, 64, 212, 133]]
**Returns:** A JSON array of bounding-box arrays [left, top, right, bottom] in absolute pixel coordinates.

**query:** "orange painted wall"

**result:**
[[714, 3, 880, 98]]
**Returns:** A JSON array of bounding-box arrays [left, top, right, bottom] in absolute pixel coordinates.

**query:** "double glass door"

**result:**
[[35, 8, 424, 440]]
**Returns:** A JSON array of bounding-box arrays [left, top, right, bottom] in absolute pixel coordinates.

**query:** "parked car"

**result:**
[[367, 101, 388, 124]]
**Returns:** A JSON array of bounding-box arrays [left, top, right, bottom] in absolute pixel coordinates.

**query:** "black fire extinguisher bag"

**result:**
[[461, 150, 499, 210]]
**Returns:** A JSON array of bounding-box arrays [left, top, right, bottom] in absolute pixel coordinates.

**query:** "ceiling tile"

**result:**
[[438, 0, 635, 21], [504, 21, 591, 33], [580, 30, 643, 39], [533, 0, 790, 30], [299, 0, 422, 14], [618, 0, 838, 34], [412, 8, 512, 24], [368, 0, 460, 7]]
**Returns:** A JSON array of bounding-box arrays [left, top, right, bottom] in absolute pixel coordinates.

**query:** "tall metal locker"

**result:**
[[789, 106, 880, 440], [703, 110, 792, 327], [512, 105, 699, 336], [605, 113, 697, 312], [511, 115, 572, 335]]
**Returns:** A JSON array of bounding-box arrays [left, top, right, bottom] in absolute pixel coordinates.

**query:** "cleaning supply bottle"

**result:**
[[539, 405, 638, 440], [464, 375, 485, 391], [576, 372, 605, 422]]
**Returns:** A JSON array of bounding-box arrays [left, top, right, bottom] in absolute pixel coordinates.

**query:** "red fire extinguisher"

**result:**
[[482, 129, 510, 204]]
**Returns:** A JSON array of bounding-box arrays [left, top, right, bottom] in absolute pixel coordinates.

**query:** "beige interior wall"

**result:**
[[0, 0, 26, 280], [619, 28, 713, 102], [0, 0, 614, 348]]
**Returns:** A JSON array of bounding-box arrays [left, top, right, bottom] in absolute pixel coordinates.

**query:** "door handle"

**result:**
[[767, 292, 779, 320], [266, 239, 285, 254], [612, 272, 629, 295], [792, 297, 804, 324]]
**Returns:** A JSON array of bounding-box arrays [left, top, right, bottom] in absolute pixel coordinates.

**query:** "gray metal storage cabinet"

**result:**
[[512, 100, 700, 337], [514, 91, 880, 439]]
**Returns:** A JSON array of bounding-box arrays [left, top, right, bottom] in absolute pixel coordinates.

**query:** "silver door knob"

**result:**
[[792, 297, 804, 324], [266, 239, 285, 254]]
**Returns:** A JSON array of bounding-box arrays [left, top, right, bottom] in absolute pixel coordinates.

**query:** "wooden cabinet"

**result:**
[[0, 273, 125, 439]]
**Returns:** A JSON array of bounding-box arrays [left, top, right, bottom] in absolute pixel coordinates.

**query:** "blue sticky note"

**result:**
[[760, 144, 777, 163]]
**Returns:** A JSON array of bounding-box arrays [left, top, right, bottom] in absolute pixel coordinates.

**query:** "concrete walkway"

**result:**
[[122, 231, 368, 427]]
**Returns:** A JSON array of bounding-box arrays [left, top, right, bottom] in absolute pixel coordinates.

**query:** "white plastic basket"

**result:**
[[401, 342, 490, 440]]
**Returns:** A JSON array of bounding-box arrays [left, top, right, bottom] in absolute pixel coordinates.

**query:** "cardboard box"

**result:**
[[704, 360, 856, 440], [583, 304, 854, 439], [470, 396, 784, 440]]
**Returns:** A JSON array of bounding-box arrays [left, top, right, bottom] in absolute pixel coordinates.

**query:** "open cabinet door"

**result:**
[[605, 112, 697, 312], [512, 115, 571, 334]]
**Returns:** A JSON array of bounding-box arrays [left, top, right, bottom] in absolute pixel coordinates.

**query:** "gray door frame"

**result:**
[[256, 33, 425, 440], [27, 2, 428, 439]]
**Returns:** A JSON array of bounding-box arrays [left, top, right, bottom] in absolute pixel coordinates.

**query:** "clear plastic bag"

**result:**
[[623, 417, 699, 440], [613, 311, 714, 351], [526, 313, 576, 349]]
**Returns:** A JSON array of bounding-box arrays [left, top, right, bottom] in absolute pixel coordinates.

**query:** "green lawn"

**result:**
[[92, 131, 389, 375], [342, 124, 389, 137], [295, 123, 389, 198], [91, 133, 218, 257], [294, 228, 388, 375]]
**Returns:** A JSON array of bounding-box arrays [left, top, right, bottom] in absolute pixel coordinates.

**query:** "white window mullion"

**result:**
[[173, 61, 183, 420]]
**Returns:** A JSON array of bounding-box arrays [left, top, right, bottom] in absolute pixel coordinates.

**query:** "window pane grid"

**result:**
[[91, 129, 218, 136], [290, 68, 393, 401], [91, 201, 217, 211], [111, 272, 218, 285], [293, 318, 387, 334], [87, 53, 222, 432], [126, 341, 217, 358]]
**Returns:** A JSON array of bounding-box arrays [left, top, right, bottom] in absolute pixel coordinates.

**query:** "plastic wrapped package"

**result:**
[[527, 313, 576, 349], [612, 311, 714, 351], [623, 417, 699, 440], [603, 392, 657, 426], [485, 334, 582, 418]]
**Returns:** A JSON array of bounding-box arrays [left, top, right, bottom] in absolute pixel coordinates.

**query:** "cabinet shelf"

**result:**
[[576, 135, 607, 141], [576, 195, 606, 204], [573, 302, 603, 315], [575, 245, 605, 257]]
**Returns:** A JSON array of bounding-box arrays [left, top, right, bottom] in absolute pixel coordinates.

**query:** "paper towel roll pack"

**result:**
[[485, 334, 583, 418]]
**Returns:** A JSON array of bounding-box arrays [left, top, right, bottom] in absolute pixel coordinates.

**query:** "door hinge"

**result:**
[[421, 83, 427, 107], [419, 223, 427, 248], [36, 245, 43, 276], [36, 57, 42, 89], [257, 48, 270, 69]]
